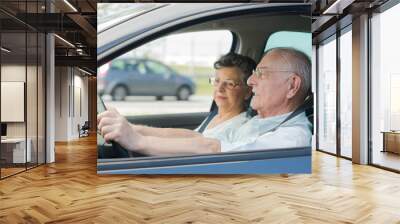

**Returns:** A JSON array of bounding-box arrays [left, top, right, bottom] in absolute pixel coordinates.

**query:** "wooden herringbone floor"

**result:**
[[1, 134, 400, 224]]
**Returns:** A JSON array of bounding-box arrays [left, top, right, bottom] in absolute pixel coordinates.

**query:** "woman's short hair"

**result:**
[[214, 53, 257, 83]]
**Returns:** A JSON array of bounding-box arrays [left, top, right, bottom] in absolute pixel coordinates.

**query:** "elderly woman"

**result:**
[[195, 53, 255, 138], [98, 53, 256, 155]]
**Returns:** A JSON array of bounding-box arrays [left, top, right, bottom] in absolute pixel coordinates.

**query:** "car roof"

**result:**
[[99, 3, 245, 51], [98, 3, 309, 65]]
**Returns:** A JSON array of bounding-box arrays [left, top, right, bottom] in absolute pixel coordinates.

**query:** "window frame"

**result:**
[[368, 0, 400, 173], [0, 2, 47, 180], [314, 0, 400, 174], [316, 33, 338, 156], [315, 21, 353, 161]]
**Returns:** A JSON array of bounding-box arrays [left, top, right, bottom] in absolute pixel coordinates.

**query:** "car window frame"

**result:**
[[98, 3, 309, 66]]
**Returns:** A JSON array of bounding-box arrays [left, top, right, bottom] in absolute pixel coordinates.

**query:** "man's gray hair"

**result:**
[[265, 47, 311, 99]]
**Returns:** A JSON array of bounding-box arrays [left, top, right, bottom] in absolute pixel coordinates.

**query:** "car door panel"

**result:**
[[98, 147, 311, 174]]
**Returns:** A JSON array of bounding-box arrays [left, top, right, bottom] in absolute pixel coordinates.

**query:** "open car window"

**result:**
[[98, 30, 233, 116]]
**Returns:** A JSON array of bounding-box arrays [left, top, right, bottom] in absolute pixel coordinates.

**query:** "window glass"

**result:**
[[125, 61, 137, 72], [339, 28, 352, 158], [0, 1, 47, 179], [391, 75, 400, 127], [98, 30, 233, 116], [110, 60, 125, 71], [137, 62, 146, 75], [145, 60, 171, 76], [1, 5, 28, 177], [371, 3, 400, 171], [317, 36, 337, 155], [265, 31, 312, 58]]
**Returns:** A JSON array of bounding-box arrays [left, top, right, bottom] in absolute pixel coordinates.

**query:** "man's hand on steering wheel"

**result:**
[[97, 108, 143, 152]]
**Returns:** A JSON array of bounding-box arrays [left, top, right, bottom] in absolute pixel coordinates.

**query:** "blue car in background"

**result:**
[[98, 58, 196, 101]]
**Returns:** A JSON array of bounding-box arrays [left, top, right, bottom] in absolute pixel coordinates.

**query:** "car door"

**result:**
[[144, 60, 176, 96], [98, 3, 307, 128], [97, 3, 312, 174], [125, 60, 151, 96]]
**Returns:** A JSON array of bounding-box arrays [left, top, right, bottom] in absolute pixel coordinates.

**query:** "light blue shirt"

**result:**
[[218, 111, 312, 152]]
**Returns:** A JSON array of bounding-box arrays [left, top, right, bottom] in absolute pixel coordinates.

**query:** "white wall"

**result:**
[[1, 65, 26, 133], [54, 67, 69, 141], [1, 65, 35, 138], [2, 62, 46, 164], [1, 82, 25, 122], [54, 67, 89, 141]]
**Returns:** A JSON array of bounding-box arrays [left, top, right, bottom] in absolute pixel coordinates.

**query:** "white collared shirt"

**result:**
[[195, 112, 249, 139], [218, 112, 312, 152]]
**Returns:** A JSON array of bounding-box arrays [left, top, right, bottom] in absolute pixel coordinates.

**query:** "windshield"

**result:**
[[97, 3, 167, 32]]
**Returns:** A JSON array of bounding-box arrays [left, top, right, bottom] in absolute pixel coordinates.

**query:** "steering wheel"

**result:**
[[97, 95, 146, 158]]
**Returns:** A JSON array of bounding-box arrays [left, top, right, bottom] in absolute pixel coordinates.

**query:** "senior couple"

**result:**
[[97, 47, 312, 156]]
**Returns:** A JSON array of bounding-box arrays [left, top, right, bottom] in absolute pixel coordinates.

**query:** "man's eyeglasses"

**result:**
[[209, 77, 242, 90], [252, 67, 294, 79]]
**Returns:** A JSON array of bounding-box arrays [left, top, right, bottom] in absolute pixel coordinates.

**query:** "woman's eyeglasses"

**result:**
[[209, 77, 242, 90]]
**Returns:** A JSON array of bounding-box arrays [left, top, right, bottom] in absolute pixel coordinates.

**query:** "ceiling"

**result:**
[[0, 0, 392, 74], [96, 0, 389, 40], [0, 0, 97, 74]]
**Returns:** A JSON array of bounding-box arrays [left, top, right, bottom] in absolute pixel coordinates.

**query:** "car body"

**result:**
[[97, 3, 312, 174], [98, 58, 196, 101]]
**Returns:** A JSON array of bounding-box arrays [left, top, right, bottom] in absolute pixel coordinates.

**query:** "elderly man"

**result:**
[[98, 47, 312, 156]]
